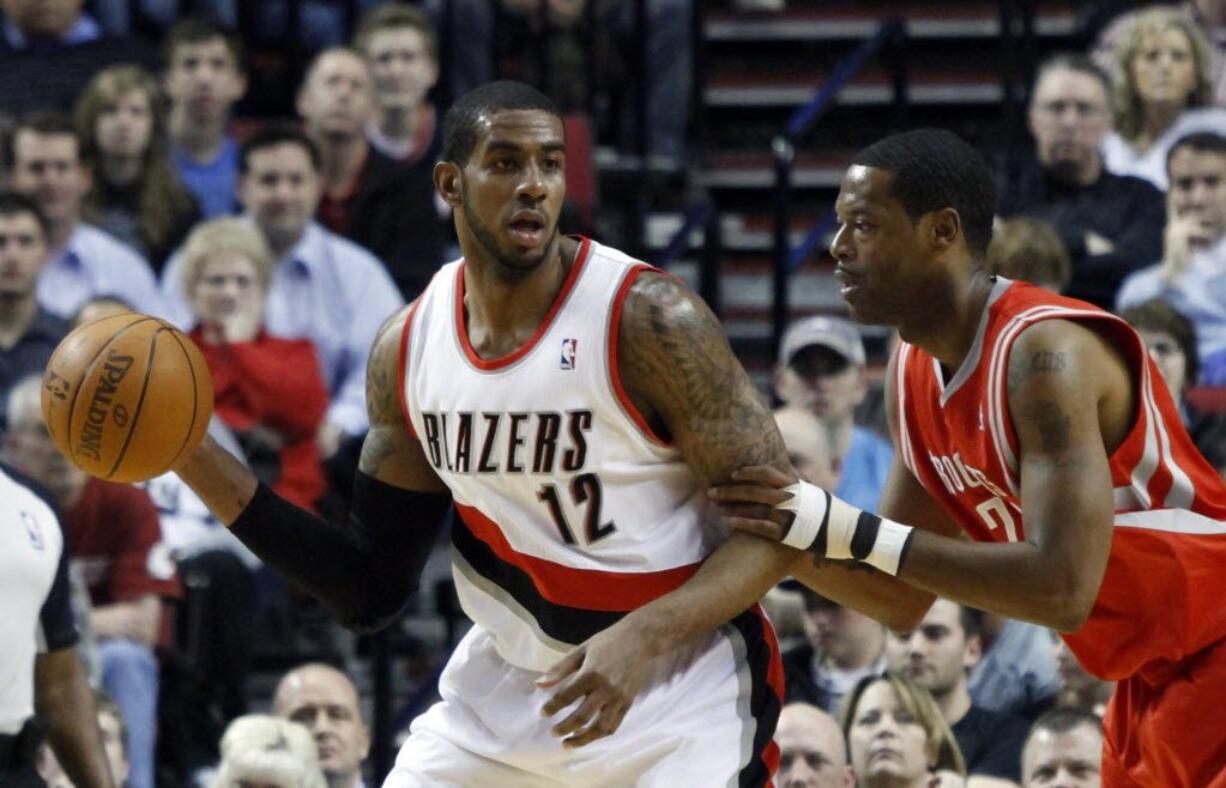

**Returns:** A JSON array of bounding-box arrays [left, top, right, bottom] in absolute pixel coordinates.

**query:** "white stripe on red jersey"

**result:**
[[895, 277, 1226, 680]]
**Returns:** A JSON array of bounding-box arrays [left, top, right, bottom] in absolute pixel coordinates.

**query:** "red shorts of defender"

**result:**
[[1102, 638, 1226, 787]]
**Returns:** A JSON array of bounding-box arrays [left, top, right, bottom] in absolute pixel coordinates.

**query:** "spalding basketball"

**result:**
[[41, 313, 214, 483]]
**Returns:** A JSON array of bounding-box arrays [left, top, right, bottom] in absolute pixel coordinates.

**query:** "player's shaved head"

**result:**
[[442, 80, 563, 165], [777, 702, 854, 787]]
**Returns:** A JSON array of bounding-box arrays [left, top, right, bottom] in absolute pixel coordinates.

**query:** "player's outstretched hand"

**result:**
[[535, 623, 653, 749], [708, 465, 799, 541]]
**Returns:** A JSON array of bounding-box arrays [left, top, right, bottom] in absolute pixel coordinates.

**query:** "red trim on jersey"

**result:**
[[607, 264, 672, 447], [455, 503, 701, 611], [752, 602, 785, 782], [454, 236, 593, 371], [397, 300, 421, 438]]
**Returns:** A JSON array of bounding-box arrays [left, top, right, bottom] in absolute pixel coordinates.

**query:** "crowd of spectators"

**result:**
[[0, 1, 1223, 786]]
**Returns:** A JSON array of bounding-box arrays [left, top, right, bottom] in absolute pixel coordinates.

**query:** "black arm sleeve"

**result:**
[[229, 472, 451, 632]]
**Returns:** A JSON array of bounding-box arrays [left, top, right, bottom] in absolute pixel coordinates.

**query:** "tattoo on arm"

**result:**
[[359, 306, 413, 476], [619, 273, 788, 484], [1031, 351, 1067, 372]]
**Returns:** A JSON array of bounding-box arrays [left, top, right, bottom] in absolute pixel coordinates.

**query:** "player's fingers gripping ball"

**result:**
[[41, 312, 214, 483]]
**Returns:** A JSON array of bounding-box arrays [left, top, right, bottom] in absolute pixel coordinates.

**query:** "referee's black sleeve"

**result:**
[[39, 520, 79, 653]]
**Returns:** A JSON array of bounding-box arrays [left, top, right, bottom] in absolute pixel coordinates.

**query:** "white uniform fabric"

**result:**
[[394, 238, 780, 786], [0, 468, 68, 734]]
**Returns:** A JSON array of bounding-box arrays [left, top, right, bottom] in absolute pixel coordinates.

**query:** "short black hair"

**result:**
[[958, 605, 984, 642], [1033, 52, 1112, 99], [1120, 298, 1199, 387], [1027, 707, 1102, 739], [3, 110, 83, 170], [238, 125, 322, 174], [162, 15, 245, 72], [0, 191, 49, 238], [442, 80, 562, 165], [1167, 131, 1226, 174], [852, 128, 996, 257]]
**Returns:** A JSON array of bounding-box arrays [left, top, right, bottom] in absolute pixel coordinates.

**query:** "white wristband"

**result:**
[[862, 520, 915, 576]]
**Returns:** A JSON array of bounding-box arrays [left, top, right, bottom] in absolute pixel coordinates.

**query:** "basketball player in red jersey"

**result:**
[[171, 81, 795, 784], [712, 128, 1226, 787]]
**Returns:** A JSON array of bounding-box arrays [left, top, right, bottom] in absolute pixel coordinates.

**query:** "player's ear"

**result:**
[[929, 208, 960, 250], [434, 161, 463, 208]]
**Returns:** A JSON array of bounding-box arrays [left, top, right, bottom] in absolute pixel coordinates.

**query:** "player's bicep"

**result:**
[[617, 272, 789, 487], [1007, 322, 1114, 577], [359, 304, 448, 494]]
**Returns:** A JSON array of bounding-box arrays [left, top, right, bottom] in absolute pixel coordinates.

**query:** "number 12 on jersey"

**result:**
[[538, 473, 618, 546]]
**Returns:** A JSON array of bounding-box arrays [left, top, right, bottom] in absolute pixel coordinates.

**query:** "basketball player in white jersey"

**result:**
[[172, 81, 797, 785]]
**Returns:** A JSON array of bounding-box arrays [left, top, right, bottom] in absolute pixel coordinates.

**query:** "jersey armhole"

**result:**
[[397, 300, 422, 438], [608, 264, 672, 448]]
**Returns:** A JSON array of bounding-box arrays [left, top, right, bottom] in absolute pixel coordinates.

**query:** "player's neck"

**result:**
[[462, 235, 577, 357], [901, 268, 996, 372]]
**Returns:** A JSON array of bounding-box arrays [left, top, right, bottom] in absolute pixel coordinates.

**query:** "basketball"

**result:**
[[40, 313, 214, 483]]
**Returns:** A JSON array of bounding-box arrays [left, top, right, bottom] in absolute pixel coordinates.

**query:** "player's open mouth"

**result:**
[[835, 265, 863, 296], [509, 213, 546, 247]]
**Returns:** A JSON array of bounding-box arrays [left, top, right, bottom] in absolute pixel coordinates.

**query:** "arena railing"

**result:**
[[770, 18, 907, 354]]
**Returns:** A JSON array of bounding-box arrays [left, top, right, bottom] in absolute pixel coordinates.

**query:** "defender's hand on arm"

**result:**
[[540, 271, 796, 745]]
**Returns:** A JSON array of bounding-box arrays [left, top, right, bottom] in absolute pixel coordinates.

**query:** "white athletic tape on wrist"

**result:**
[[862, 519, 914, 576], [775, 480, 860, 560], [776, 480, 915, 575]]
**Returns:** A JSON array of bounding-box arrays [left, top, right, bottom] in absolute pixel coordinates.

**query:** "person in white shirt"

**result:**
[[7, 111, 164, 319]]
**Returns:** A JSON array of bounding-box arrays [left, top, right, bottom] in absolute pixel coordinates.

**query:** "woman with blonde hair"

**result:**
[[1102, 7, 1226, 190], [181, 217, 330, 512], [843, 674, 966, 788], [212, 715, 327, 788], [75, 64, 201, 270]]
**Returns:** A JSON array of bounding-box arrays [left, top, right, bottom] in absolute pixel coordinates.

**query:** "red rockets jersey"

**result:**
[[894, 277, 1226, 681]]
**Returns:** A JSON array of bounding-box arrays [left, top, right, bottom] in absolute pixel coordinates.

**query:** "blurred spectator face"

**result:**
[[1022, 723, 1103, 788], [364, 27, 438, 113], [1167, 146, 1226, 252], [1028, 68, 1110, 182], [0, 0, 83, 36], [1130, 28, 1197, 109], [776, 346, 866, 424], [776, 703, 854, 788], [10, 130, 90, 231], [298, 50, 376, 141], [163, 38, 247, 124], [187, 250, 265, 330], [883, 628, 908, 672], [74, 297, 133, 329], [94, 89, 154, 161], [1052, 637, 1111, 713], [901, 599, 979, 698], [273, 665, 370, 785], [801, 594, 883, 667], [775, 406, 840, 490], [3, 395, 87, 509], [1137, 327, 1187, 402], [847, 680, 931, 788], [239, 143, 322, 252], [0, 210, 48, 299]]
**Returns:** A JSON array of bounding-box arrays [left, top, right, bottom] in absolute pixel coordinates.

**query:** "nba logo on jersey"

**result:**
[[21, 511, 43, 551], [560, 338, 578, 370]]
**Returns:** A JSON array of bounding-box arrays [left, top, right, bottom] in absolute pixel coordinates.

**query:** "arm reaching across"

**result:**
[[713, 319, 1127, 632], [538, 271, 798, 746], [174, 304, 452, 631]]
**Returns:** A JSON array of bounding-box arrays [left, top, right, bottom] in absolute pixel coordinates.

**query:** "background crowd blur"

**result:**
[[0, 0, 1222, 786]]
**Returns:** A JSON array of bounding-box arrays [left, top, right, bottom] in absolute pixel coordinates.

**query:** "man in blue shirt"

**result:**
[[774, 315, 893, 512], [1116, 131, 1226, 365], [163, 17, 247, 219], [161, 127, 404, 453], [6, 112, 164, 320]]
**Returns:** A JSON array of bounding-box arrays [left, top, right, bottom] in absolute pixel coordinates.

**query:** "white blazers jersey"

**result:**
[[399, 238, 725, 671]]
